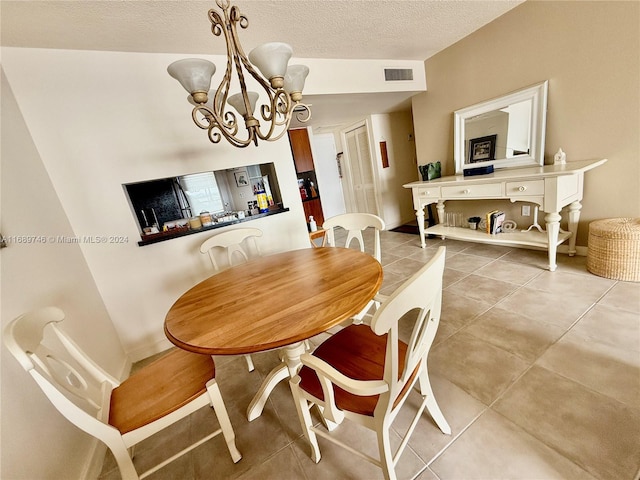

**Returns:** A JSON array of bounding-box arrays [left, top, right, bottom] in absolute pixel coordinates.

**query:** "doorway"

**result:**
[[342, 122, 379, 216]]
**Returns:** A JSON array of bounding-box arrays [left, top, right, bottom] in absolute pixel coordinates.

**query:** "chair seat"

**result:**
[[298, 324, 416, 416], [109, 349, 215, 434]]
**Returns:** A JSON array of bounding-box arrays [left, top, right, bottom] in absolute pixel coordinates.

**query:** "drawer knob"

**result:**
[[463, 189, 471, 194], [518, 186, 527, 192]]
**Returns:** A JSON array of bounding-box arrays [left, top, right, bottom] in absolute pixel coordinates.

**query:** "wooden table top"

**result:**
[[164, 247, 383, 355]]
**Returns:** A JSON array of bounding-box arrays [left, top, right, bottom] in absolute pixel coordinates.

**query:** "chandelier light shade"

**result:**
[[284, 65, 310, 102], [167, 59, 217, 104], [248, 42, 293, 88], [228, 91, 259, 116], [167, 0, 311, 148]]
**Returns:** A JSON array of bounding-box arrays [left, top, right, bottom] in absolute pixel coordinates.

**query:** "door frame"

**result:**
[[339, 118, 382, 216]]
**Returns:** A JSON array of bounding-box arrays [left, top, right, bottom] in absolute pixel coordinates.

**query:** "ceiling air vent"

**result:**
[[384, 68, 414, 81]]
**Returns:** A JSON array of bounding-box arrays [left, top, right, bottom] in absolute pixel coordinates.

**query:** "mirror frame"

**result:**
[[454, 81, 548, 174]]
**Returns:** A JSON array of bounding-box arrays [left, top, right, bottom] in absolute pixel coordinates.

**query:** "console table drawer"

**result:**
[[417, 187, 441, 198], [506, 180, 544, 197], [441, 183, 502, 198]]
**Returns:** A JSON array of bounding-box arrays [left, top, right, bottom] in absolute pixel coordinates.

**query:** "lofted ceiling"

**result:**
[[1, 0, 524, 130]]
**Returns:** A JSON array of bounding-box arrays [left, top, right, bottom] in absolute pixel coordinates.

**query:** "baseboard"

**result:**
[[384, 220, 403, 231], [82, 439, 108, 480], [128, 336, 174, 363], [558, 244, 588, 257]]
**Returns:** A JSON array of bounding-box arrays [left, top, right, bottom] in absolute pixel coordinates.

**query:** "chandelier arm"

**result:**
[[226, 5, 275, 121], [209, 124, 253, 147], [294, 103, 312, 123], [256, 119, 294, 143], [255, 87, 297, 141], [253, 94, 280, 140], [191, 105, 238, 134], [209, 8, 236, 133], [193, 105, 257, 149], [211, 1, 262, 146]]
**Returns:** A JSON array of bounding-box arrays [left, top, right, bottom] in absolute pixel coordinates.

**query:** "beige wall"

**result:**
[[412, 0, 640, 245]]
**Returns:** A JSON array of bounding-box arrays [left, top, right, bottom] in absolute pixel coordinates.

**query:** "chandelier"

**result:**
[[167, 0, 311, 148]]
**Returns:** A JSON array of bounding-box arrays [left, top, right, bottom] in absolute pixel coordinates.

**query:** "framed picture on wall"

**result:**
[[234, 170, 249, 187], [469, 135, 497, 163]]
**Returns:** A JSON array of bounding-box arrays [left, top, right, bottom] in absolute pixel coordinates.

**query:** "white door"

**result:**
[[344, 124, 378, 215]]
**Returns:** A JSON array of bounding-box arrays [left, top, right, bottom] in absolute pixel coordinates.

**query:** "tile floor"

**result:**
[[99, 229, 640, 480]]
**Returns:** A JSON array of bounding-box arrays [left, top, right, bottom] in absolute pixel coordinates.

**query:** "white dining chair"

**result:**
[[3, 307, 241, 480], [200, 227, 263, 371], [290, 246, 450, 480], [322, 213, 386, 324]]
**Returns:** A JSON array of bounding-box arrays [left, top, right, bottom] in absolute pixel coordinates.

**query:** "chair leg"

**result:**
[[376, 424, 397, 480], [244, 354, 255, 372], [205, 379, 242, 463], [290, 381, 321, 463], [418, 368, 451, 434], [315, 404, 339, 431], [109, 441, 140, 480]]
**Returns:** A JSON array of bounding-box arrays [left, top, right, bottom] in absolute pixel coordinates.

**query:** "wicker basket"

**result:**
[[587, 218, 640, 282]]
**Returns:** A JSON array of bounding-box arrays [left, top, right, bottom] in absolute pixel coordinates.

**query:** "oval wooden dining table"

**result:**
[[164, 246, 383, 421]]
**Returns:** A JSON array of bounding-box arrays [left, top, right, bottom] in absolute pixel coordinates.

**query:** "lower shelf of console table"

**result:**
[[425, 224, 572, 249]]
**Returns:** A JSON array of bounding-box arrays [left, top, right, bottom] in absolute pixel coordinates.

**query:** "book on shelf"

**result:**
[[485, 210, 497, 234], [486, 210, 506, 234]]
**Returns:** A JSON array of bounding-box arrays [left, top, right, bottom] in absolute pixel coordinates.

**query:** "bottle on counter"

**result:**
[[256, 186, 269, 213], [309, 215, 317, 232]]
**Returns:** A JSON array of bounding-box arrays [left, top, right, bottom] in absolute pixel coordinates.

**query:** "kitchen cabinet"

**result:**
[[288, 128, 315, 173], [302, 199, 324, 228], [288, 128, 325, 227]]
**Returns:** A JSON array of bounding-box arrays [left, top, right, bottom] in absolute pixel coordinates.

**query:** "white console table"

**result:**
[[404, 159, 607, 271]]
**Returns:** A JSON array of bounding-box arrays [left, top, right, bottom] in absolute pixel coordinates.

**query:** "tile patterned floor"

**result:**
[[99, 230, 640, 480]]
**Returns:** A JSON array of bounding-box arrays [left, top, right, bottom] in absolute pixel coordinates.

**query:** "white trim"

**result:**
[[82, 440, 109, 480], [127, 336, 174, 363]]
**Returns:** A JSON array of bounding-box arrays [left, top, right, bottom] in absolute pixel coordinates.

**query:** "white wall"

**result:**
[[308, 131, 346, 219], [1, 48, 426, 360], [369, 112, 419, 229], [1, 48, 309, 360], [1, 70, 127, 480]]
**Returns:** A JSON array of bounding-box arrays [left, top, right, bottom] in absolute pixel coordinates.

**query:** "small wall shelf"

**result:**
[[138, 207, 289, 246]]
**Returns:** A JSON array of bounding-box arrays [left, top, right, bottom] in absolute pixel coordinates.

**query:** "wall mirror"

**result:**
[[454, 81, 548, 174]]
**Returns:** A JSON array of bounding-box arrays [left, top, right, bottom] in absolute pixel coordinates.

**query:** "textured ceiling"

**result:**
[[1, 0, 524, 128]]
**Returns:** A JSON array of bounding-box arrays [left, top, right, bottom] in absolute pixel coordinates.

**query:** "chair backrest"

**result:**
[[370, 246, 446, 416], [322, 213, 385, 262], [200, 227, 263, 271], [3, 307, 119, 429]]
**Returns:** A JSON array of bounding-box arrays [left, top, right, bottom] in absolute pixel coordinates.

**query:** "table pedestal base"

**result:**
[[247, 341, 307, 421]]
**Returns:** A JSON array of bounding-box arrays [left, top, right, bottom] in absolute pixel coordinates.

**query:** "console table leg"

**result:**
[[416, 207, 426, 248], [567, 201, 582, 256], [545, 212, 562, 271], [436, 200, 446, 240]]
